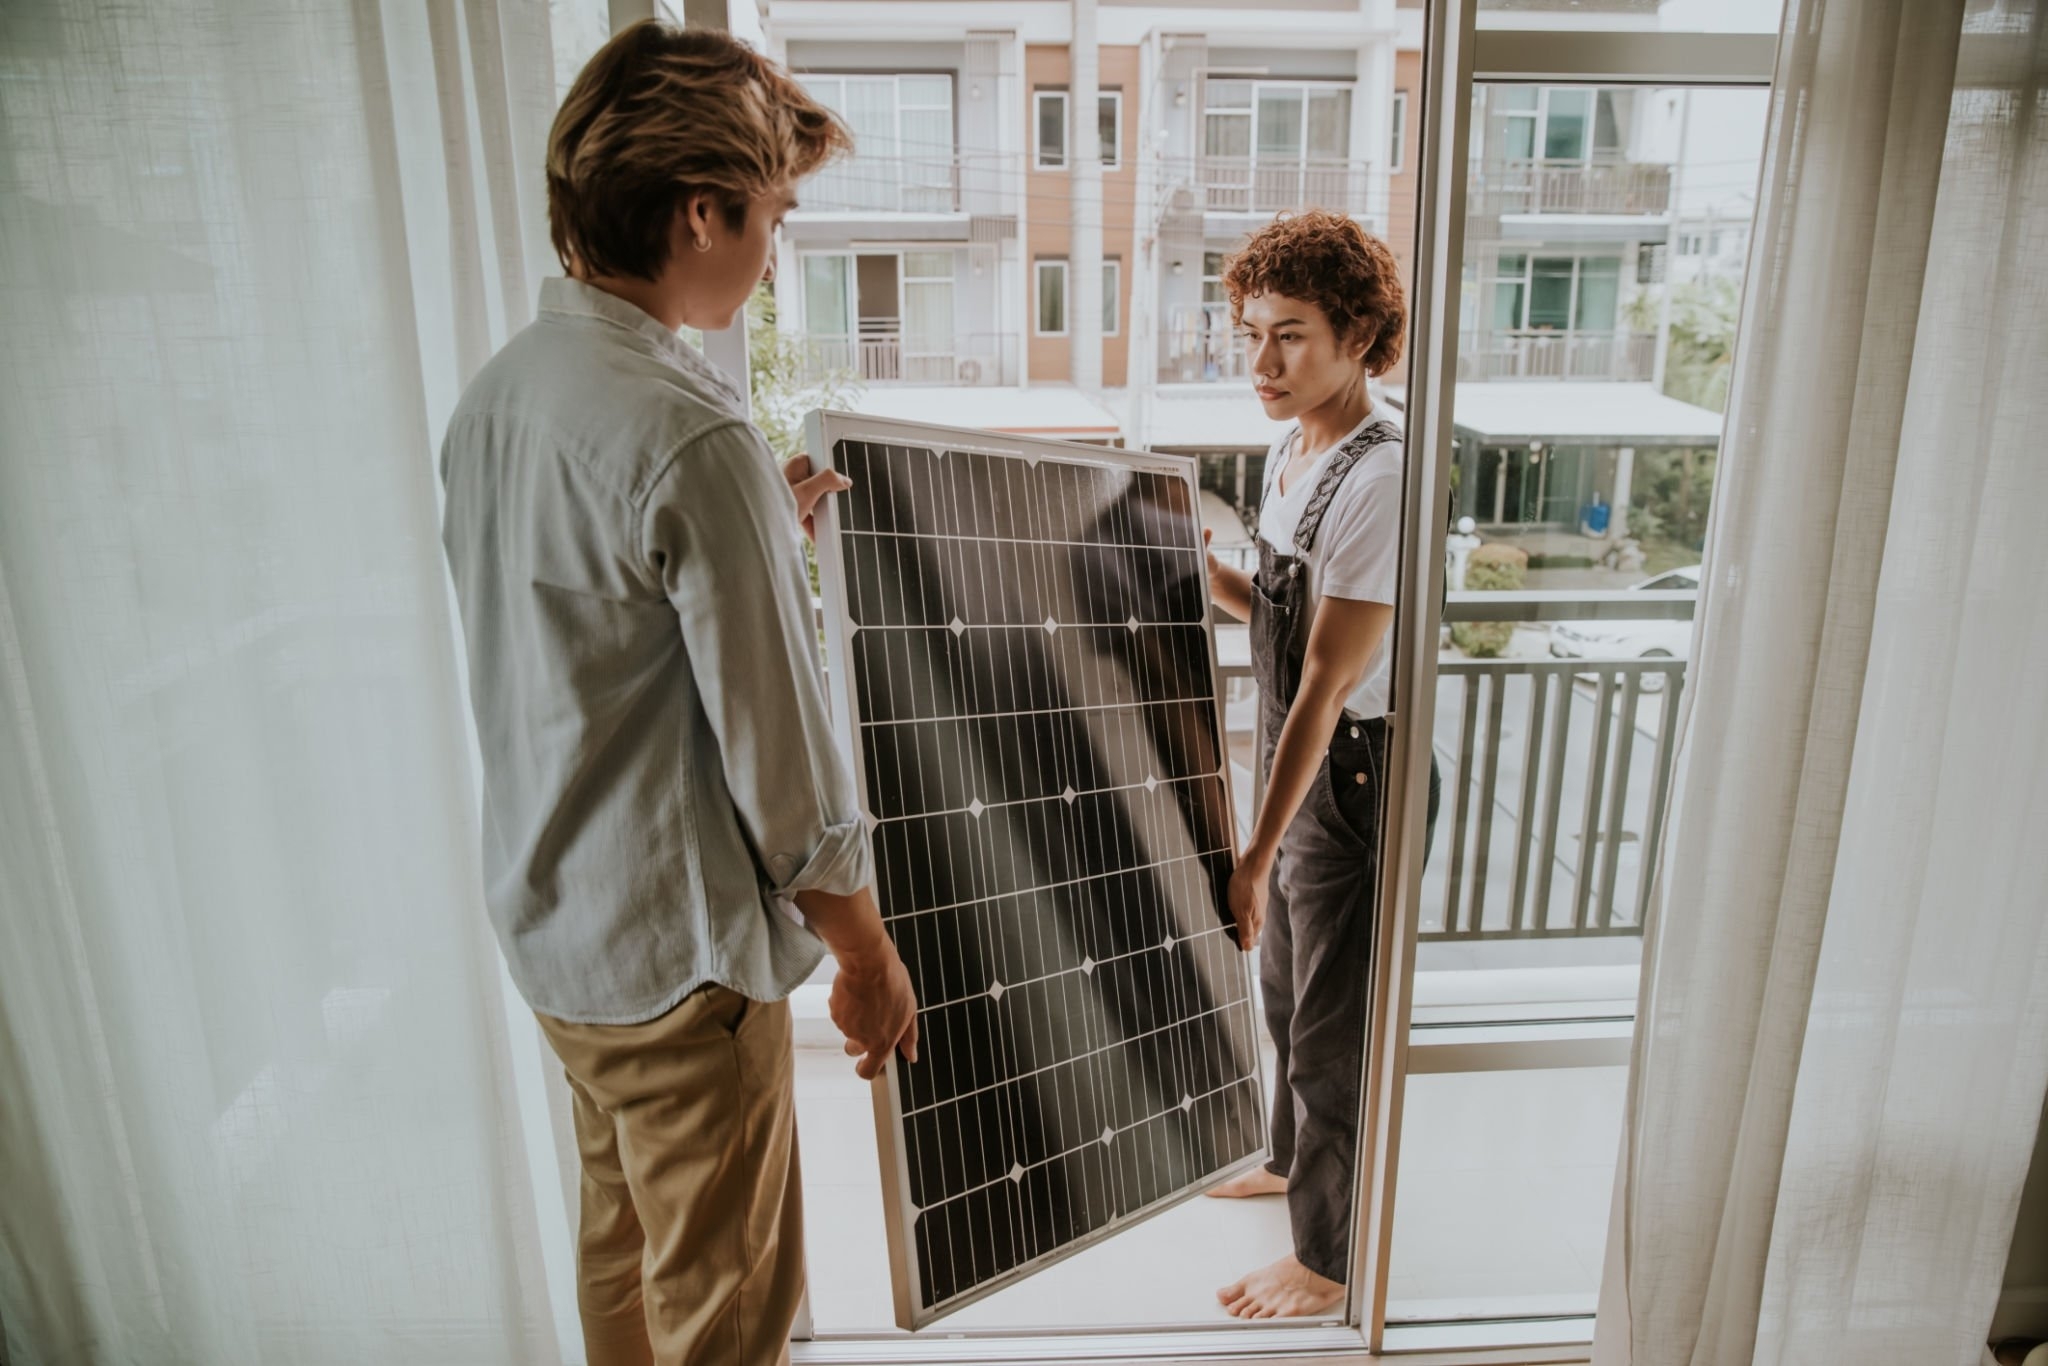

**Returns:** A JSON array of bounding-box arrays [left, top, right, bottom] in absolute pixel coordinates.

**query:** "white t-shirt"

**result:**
[[1256, 405, 1404, 719]]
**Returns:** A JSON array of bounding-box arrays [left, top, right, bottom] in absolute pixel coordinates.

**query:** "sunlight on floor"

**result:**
[[794, 1046, 1623, 1333]]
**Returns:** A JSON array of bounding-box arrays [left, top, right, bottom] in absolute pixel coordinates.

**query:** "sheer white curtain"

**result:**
[[0, 2, 573, 1361], [1596, 2, 2048, 1363]]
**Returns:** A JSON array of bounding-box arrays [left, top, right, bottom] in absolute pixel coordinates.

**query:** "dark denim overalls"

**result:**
[[1248, 420, 1440, 1284]]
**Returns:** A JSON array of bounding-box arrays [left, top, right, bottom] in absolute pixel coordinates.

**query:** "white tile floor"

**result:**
[[794, 1045, 1624, 1336]]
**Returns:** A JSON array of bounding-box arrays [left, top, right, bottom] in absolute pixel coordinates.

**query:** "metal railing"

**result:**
[[1457, 329, 1657, 382], [1160, 304, 1249, 384], [1469, 158, 1673, 218], [794, 331, 1016, 387], [1425, 590, 1694, 942], [798, 151, 1019, 217], [1175, 156, 1379, 218]]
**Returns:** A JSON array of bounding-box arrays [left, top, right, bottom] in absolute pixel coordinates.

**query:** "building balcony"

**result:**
[[1470, 158, 1673, 219], [1459, 329, 1657, 382], [1166, 155, 1380, 221], [794, 330, 1017, 387], [796, 151, 1018, 221]]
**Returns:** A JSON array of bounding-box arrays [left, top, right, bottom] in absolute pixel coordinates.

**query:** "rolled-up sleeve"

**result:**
[[644, 422, 873, 898]]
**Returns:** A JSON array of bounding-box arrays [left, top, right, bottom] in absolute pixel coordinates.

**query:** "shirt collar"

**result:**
[[537, 276, 748, 415]]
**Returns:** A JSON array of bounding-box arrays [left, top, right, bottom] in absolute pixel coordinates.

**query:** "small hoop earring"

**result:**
[[693, 236, 711, 253]]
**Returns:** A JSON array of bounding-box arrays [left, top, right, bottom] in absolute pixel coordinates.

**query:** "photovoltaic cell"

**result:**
[[807, 412, 1267, 1328]]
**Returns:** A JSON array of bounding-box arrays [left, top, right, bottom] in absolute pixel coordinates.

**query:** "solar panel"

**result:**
[[804, 410, 1268, 1330]]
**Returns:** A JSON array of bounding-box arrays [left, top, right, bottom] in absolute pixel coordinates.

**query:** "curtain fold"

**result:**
[[1596, 2, 2048, 1363], [0, 2, 562, 1361]]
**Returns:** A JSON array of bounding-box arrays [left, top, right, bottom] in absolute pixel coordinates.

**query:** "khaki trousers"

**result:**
[[537, 985, 805, 1366]]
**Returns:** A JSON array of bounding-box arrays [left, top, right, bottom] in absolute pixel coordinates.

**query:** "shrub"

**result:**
[[1450, 544, 1527, 658]]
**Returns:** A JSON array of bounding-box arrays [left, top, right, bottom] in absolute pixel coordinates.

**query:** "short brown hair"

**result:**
[[1222, 211, 1407, 375], [546, 22, 851, 281]]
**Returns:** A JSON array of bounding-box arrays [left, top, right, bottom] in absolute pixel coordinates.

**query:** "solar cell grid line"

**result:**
[[806, 411, 1267, 1330]]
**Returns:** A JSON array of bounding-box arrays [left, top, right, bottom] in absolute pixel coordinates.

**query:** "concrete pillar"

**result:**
[[1611, 445, 1636, 539], [1070, 0, 1104, 390]]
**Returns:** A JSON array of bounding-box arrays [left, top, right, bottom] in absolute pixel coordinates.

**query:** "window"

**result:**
[[1391, 90, 1408, 174], [1036, 89, 1121, 169], [1034, 89, 1067, 169], [1031, 259, 1114, 335], [1202, 78, 1354, 211], [1035, 259, 1066, 334], [1201, 250, 1227, 305], [794, 73, 955, 212], [1485, 252, 1625, 332]]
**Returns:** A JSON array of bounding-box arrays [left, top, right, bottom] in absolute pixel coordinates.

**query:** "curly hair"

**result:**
[[1222, 210, 1407, 376], [547, 22, 852, 282]]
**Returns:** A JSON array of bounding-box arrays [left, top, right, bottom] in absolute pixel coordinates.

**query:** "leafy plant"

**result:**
[[1450, 543, 1527, 659], [744, 282, 863, 466]]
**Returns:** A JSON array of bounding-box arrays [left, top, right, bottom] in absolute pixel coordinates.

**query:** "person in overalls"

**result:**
[[1204, 211, 1441, 1319]]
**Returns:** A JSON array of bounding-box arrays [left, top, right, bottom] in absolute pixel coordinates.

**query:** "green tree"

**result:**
[[745, 282, 863, 465], [1625, 278, 1741, 413]]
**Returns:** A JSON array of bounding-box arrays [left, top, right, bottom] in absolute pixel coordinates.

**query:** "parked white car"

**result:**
[[1549, 565, 1700, 689]]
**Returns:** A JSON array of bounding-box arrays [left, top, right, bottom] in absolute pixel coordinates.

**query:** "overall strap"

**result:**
[[1294, 420, 1402, 556]]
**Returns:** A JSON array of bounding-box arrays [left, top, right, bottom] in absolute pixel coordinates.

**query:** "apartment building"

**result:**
[[760, 0, 1728, 545], [759, 0, 1421, 450]]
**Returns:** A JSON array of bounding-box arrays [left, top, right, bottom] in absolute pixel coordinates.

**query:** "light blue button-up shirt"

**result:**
[[440, 277, 866, 1024]]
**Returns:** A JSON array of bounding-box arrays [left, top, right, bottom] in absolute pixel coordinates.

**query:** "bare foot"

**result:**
[[1206, 1167, 1288, 1199], [1216, 1254, 1345, 1319]]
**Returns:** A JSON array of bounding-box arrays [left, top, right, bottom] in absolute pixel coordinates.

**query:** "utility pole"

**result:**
[[1651, 87, 1689, 398]]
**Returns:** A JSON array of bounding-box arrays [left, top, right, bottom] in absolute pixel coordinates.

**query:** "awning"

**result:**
[[1443, 382, 1724, 447], [842, 385, 1123, 442], [1130, 385, 1280, 453]]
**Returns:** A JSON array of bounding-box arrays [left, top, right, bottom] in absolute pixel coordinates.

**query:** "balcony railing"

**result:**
[[1430, 591, 1693, 941], [1458, 329, 1657, 382], [1160, 304, 1248, 384], [1470, 158, 1673, 218], [794, 331, 1016, 387], [1176, 156, 1378, 218], [798, 151, 1018, 216], [1217, 589, 1695, 944]]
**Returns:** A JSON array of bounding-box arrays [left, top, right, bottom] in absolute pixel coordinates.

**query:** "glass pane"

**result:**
[[1206, 78, 1251, 110], [1307, 88, 1351, 159], [1099, 94, 1120, 163], [899, 108, 950, 162], [898, 74, 950, 107], [902, 251, 951, 280], [1595, 90, 1624, 153], [1503, 112, 1536, 160], [1102, 261, 1118, 334], [1205, 111, 1250, 158], [802, 255, 850, 336], [902, 279, 953, 352], [1478, 0, 1783, 31], [1401, 82, 1770, 1329], [1256, 88, 1304, 157], [1575, 257, 1622, 332], [1493, 280, 1526, 329], [1544, 89, 1590, 160], [1037, 92, 1066, 166], [1528, 257, 1575, 329], [1037, 262, 1065, 332]]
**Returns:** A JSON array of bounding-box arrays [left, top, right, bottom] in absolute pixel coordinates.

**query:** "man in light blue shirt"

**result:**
[[439, 22, 916, 1366]]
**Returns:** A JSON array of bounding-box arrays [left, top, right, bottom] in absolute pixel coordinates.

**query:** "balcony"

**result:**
[[793, 330, 1016, 387], [1169, 156, 1379, 220], [1470, 158, 1673, 219], [798, 151, 1017, 218], [1458, 329, 1657, 382], [1160, 304, 1247, 385]]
